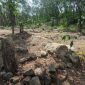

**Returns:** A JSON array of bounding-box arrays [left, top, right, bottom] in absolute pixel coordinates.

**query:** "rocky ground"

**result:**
[[0, 29, 85, 85]]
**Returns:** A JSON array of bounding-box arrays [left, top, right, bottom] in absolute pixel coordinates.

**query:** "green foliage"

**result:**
[[0, 0, 85, 32]]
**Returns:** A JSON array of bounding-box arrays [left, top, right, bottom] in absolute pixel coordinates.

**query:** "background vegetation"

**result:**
[[0, 0, 85, 34]]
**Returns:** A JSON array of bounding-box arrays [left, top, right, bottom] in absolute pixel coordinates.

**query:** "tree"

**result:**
[[7, 0, 16, 34]]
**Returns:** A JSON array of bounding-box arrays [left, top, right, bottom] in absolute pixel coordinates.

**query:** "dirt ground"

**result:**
[[0, 29, 85, 52]]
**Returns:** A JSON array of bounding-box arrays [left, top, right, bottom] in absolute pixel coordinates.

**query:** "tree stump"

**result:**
[[1, 38, 18, 74]]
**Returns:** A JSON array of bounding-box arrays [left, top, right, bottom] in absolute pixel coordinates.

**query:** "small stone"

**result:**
[[16, 47, 28, 53], [67, 53, 81, 67], [22, 76, 31, 85], [3, 72, 13, 81], [57, 70, 68, 81], [43, 75, 51, 85], [0, 71, 6, 77], [66, 63, 72, 68], [10, 76, 20, 84], [41, 51, 48, 57], [62, 80, 71, 85], [23, 69, 35, 77], [50, 75, 62, 85], [29, 76, 41, 85], [34, 68, 43, 76], [19, 58, 27, 64], [48, 64, 56, 74], [27, 53, 37, 61]]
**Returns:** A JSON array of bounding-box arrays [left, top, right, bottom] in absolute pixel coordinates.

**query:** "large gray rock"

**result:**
[[45, 43, 68, 57], [29, 76, 41, 85]]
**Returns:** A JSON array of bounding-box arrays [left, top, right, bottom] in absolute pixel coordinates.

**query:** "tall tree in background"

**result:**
[[7, 0, 16, 34], [0, 0, 85, 33], [76, 0, 83, 32]]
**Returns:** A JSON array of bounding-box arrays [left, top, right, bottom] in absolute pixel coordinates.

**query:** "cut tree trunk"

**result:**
[[12, 25, 15, 35], [1, 38, 18, 74]]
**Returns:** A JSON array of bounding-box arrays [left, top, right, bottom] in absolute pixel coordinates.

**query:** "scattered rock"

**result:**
[[55, 63, 65, 70], [0, 71, 6, 78], [3, 72, 13, 81], [55, 45, 68, 58], [23, 69, 35, 77], [57, 70, 68, 81], [27, 53, 37, 61], [43, 74, 51, 85], [66, 53, 81, 67], [34, 68, 43, 76], [19, 57, 27, 64], [45, 43, 68, 57], [66, 63, 72, 68], [41, 51, 48, 57], [62, 80, 71, 85], [16, 47, 28, 53], [10, 76, 20, 84], [48, 64, 56, 74], [29, 76, 41, 85], [22, 76, 31, 85]]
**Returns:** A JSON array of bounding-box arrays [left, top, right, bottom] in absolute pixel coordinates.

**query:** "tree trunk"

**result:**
[[76, 0, 82, 32], [78, 9, 82, 32], [12, 25, 15, 35], [1, 38, 18, 74]]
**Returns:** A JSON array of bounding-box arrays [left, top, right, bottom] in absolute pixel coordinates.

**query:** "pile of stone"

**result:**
[[0, 63, 69, 85], [0, 37, 82, 85]]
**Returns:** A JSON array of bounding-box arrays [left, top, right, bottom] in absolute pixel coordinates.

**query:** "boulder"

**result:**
[[45, 43, 68, 57], [55, 45, 68, 58], [29, 76, 41, 85]]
